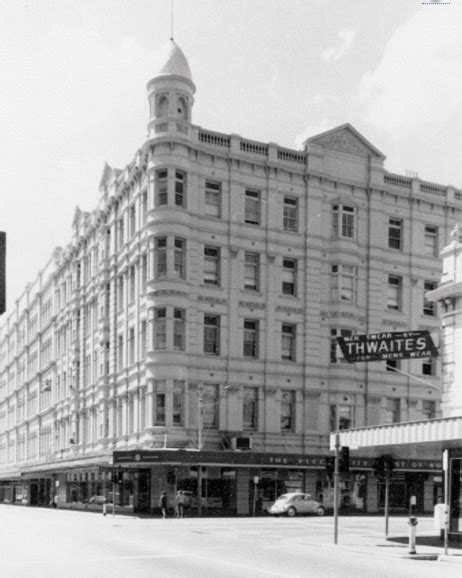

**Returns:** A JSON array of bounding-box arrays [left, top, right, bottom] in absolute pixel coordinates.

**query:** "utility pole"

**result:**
[[333, 433, 340, 545]]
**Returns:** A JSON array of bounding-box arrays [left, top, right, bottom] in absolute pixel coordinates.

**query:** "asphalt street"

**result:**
[[0, 506, 460, 578]]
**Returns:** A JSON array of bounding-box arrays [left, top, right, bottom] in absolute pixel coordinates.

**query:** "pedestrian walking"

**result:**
[[175, 490, 185, 518], [159, 491, 168, 518]]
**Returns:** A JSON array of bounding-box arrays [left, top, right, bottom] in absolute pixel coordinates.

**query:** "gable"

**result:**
[[305, 124, 385, 160]]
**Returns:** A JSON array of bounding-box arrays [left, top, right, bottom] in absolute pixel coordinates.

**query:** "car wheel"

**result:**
[[287, 506, 297, 517], [316, 506, 326, 516]]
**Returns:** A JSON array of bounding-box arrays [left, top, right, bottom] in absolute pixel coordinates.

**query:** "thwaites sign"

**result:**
[[337, 330, 438, 363]]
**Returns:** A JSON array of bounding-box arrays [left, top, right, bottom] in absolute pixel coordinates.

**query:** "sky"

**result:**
[[1, 0, 462, 312]]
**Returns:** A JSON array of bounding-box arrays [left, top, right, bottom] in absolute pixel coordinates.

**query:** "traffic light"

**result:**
[[383, 455, 395, 477], [340, 446, 350, 473], [325, 456, 335, 481], [373, 456, 385, 480]]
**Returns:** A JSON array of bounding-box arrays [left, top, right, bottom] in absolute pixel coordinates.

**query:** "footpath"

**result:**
[[314, 516, 462, 564]]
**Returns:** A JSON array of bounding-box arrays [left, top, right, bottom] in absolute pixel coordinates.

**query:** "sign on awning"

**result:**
[[337, 330, 438, 363]]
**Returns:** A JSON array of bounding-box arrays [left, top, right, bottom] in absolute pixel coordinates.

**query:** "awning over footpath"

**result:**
[[330, 415, 462, 457]]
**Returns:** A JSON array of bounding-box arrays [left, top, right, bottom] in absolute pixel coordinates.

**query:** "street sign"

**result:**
[[337, 330, 438, 363]]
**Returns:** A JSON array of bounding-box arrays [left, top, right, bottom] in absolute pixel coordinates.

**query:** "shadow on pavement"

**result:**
[[386, 534, 462, 550]]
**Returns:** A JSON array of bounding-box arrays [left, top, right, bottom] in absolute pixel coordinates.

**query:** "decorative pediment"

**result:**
[[305, 123, 385, 160]]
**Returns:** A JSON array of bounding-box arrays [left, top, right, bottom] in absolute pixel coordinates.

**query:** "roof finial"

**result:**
[[170, 0, 174, 42]]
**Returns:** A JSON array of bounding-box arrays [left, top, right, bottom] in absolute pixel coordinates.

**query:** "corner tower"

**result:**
[[146, 40, 196, 140]]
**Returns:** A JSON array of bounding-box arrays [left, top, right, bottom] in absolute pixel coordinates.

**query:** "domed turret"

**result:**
[[146, 40, 196, 140]]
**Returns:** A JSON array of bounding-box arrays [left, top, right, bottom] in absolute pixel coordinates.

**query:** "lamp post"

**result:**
[[253, 475, 259, 517]]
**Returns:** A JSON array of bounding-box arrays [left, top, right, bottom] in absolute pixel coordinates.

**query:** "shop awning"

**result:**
[[330, 415, 462, 457]]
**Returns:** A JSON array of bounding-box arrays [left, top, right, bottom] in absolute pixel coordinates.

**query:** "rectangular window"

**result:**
[[174, 237, 186, 279], [424, 225, 438, 256], [244, 252, 260, 291], [385, 398, 400, 424], [155, 237, 167, 278], [387, 275, 402, 310], [243, 387, 258, 430], [330, 405, 352, 431], [138, 320, 147, 358], [129, 205, 136, 237], [128, 327, 135, 365], [129, 265, 136, 303], [140, 254, 147, 292], [117, 218, 125, 249], [117, 276, 124, 310], [282, 258, 297, 296], [175, 170, 186, 207], [331, 264, 356, 302], [386, 359, 401, 372], [204, 315, 220, 355], [141, 191, 148, 225], [156, 169, 168, 206], [330, 328, 352, 363], [423, 281, 437, 316], [388, 218, 403, 250], [281, 390, 295, 431], [245, 190, 261, 225], [117, 335, 124, 371], [202, 384, 218, 428], [281, 323, 296, 361], [205, 180, 222, 218], [173, 308, 185, 351], [243, 319, 259, 358], [173, 381, 184, 425], [422, 358, 436, 376], [155, 393, 166, 425], [422, 400, 436, 419], [332, 205, 355, 238], [283, 196, 298, 231], [154, 308, 166, 350], [204, 246, 220, 286]]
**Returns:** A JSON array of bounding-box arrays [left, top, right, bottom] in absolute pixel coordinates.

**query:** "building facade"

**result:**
[[0, 42, 461, 515]]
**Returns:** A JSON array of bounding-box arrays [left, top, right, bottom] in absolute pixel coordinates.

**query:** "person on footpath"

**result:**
[[175, 490, 185, 518], [159, 491, 168, 519]]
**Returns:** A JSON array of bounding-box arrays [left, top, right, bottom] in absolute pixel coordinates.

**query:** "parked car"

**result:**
[[268, 493, 326, 517]]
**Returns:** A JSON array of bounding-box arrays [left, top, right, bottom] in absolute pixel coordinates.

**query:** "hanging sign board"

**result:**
[[337, 330, 438, 363]]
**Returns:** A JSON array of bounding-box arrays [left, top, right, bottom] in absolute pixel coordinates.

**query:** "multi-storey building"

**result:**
[[0, 41, 460, 515]]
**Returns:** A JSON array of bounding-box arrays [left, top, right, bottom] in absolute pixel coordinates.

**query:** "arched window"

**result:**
[[177, 96, 188, 121], [157, 95, 169, 118]]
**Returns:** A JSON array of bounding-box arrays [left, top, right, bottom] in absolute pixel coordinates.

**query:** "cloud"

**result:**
[[294, 118, 333, 149], [322, 29, 356, 61], [356, 5, 462, 138]]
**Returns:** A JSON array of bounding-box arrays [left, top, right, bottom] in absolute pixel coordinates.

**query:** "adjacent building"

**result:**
[[0, 41, 460, 515]]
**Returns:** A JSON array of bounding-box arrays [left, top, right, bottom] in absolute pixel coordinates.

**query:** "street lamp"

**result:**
[[252, 475, 259, 517]]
